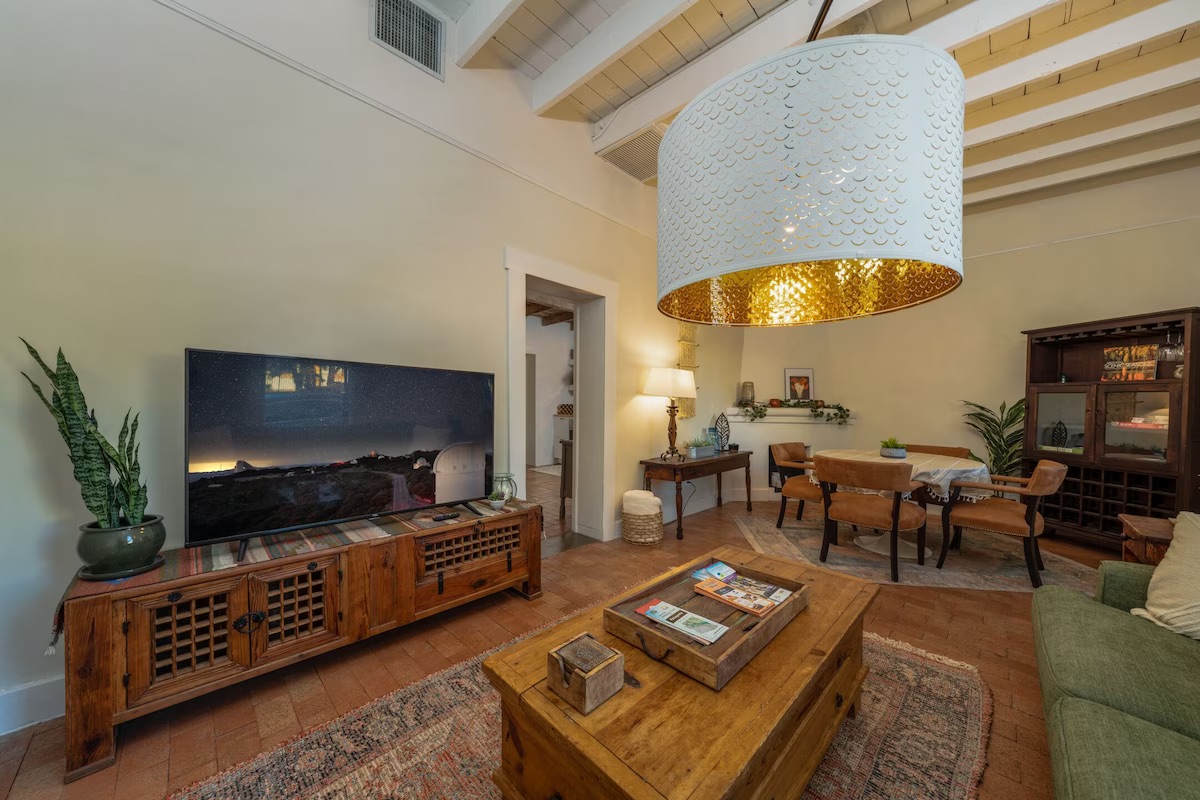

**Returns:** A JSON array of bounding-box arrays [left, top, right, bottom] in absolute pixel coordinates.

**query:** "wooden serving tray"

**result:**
[[602, 552, 809, 690]]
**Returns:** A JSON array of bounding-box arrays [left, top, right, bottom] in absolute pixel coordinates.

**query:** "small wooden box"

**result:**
[[546, 632, 624, 715], [603, 551, 809, 691]]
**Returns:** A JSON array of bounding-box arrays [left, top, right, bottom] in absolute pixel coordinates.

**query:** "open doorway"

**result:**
[[505, 247, 618, 543], [524, 292, 575, 538]]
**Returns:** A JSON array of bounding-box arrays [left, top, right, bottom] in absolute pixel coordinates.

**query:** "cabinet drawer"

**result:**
[[415, 549, 528, 616]]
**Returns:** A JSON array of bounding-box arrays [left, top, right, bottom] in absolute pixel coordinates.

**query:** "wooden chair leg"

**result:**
[[889, 524, 900, 583], [1022, 537, 1043, 588], [851, 524, 859, 532], [917, 524, 926, 566], [796, 499, 804, 521], [938, 506, 953, 568], [820, 519, 836, 561], [776, 496, 788, 529], [1033, 535, 1046, 571], [952, 526, 963, 550]]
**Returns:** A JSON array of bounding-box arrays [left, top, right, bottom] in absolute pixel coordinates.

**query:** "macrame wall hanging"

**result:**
[[677, 322, 698, 419]]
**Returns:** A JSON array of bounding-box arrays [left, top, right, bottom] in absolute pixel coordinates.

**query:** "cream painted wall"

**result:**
[[741, 167, 1200, 459], [0, 0, 739, 728]]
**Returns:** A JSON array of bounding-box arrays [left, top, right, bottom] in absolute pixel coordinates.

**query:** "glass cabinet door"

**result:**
[[1099, 386, 1178, 467], [1031, 389, 1091, 457]]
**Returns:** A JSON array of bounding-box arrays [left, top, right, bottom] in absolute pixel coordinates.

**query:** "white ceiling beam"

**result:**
[[455, 0, 524, 68], [964, 136, 1200, 204], [965, 87, 1200, 179], [591, 0, 883, 153], [894, 0, 1065, 51], [966, 37, 1200, 146], [963, 0, 1200, 103], [592, 0, 1063, 154], [532, 1, 702, 115]]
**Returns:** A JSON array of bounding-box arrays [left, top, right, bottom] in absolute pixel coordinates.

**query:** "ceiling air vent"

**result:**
[[371, 0, 446, 80], [598, 124, 669, 183]]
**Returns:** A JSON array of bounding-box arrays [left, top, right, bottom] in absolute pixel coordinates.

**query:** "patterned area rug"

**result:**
[[736, 514, 1094, 593], [530, 464, 562, 477], [172, 633, 990, 800]]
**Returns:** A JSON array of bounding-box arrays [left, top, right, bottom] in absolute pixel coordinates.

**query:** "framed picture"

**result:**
[[785, 368, 814, 401]]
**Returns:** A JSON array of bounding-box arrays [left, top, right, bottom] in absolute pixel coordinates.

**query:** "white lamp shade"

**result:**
[[656, 35, 965, 326], [644, 367, 697, 399]]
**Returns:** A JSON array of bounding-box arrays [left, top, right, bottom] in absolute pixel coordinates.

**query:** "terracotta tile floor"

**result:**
[[1, 499, 1112, 800], [525, 467, 569, 538]]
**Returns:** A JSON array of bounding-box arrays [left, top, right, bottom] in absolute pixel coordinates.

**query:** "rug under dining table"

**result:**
[[736, 514, 1095, 593]]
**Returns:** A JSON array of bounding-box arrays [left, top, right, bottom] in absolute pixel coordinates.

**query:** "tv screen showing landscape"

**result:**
[[186, 349, 494, 546]]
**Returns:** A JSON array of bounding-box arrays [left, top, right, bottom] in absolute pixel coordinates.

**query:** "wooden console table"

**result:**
[[1119, 513, 1174, 566], [59, 502, 541, 782], [640, 451, 752, 539]]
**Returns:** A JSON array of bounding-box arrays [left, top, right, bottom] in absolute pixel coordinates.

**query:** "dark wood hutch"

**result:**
[[1022, 309, 1200, 547]]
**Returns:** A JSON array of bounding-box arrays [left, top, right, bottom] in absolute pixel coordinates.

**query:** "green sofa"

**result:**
[[1032, 562, 1200, 800]]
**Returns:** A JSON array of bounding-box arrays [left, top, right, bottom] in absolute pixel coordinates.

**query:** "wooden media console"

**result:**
[[59, 501, 542, 782]]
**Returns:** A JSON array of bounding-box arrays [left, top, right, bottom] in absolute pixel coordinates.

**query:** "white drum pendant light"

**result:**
[[656, 30, 965, 326]]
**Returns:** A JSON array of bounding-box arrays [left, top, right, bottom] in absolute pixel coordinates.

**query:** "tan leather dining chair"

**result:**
[[815, 455, 928, 583], [904, 444, 975, 547], [938, 460, 1068, 587], [771, 442, 822, 527]]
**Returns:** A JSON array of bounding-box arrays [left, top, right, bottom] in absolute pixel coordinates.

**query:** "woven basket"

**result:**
[[622, 508, 664, 545]]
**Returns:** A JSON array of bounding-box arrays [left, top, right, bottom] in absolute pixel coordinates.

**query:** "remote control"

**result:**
[[432, 512, 460, 522]]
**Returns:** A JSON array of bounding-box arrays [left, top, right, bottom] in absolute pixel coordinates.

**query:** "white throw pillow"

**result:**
[[1132, 512, 1200, 639]]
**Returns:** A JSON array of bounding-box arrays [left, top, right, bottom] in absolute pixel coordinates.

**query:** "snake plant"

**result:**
[[20, 339, 148, 527], [961, 398, 1026, 476]]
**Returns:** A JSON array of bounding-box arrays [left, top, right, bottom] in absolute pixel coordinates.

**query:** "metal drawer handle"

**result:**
[[232, 611, 266, 634], [166, 591, 182, 603], [470, 577, 487, 589], [636, 632, 674, 662], [307, 561, 318, 572], [835, 693, 844, 709]]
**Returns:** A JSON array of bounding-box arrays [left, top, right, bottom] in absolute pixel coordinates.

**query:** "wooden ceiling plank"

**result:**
[[638, 31, 689, 73], [559, 0, 611, 32], [659, 15, 711, 61], [531, 0, 702, 114], [963, 0, 1200, 103], [965, 83, 1200, 178], [590, 0, 885, 154], [681, 1, 735, 49], [456, 0, 526, 67], [965, 36, 1200, 145], [488, 38, 543, 78], [620, 46, 670, 85], [525, 0, 591, 45], [541, 311, 577, 326], [964, 124, 1200, 203], [603, 60, 651, 97], [493, 22, 556, 72], [869, 0, 914, 31], [509, 6, 573, 60], [896, 0, 1066, 50], [708, 0, 760, 32]]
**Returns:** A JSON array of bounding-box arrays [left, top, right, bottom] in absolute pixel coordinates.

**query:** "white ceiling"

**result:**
[[443, 0, 1200, 206]]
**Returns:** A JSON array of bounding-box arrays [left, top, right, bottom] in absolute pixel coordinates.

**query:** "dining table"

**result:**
[[811, 448, 993, 560]]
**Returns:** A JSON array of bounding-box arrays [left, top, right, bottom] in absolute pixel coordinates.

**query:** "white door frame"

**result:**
[[504, 246, 618, 541]]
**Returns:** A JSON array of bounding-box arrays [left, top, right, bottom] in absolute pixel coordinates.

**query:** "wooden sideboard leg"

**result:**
[[515, 504, 543, 599], [64, 595, 116, 783]]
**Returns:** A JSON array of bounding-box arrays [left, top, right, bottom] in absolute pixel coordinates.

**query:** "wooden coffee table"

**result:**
[[482, 546, 878, 800]]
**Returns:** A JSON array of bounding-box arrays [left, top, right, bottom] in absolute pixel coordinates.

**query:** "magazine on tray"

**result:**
[[694, 577, 776, 617], [691, 562, 793, 604], [636, 599, 728, 644]]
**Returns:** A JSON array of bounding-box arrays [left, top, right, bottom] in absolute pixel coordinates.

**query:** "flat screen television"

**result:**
[[185, 348, 494, 550]]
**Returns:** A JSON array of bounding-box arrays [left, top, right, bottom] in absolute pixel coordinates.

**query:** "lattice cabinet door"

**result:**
[[125, 575, 252, 708], [246, 555, 343, 665], [414, 516, 528, 615]]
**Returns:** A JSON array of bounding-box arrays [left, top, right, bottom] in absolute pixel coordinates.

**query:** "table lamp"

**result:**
[[643, 367, 697, 460]]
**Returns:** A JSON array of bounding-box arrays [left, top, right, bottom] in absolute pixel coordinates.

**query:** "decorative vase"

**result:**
[[77, 514, 166, 580], [714, 413, 730, 450], [738, 382, 755, 405], [492, 472, 518, 502], [880, 448, 907, 459]]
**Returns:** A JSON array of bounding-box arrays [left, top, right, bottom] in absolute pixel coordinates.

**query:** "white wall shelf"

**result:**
[[723, 407, 856, 425]]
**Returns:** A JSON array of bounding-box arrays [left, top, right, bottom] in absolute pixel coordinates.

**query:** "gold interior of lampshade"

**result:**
[[658, 258, 962, 326]]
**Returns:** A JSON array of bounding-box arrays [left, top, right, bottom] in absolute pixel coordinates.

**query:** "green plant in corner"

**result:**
[[21, 339, 148, 527], [961, 398, 1026, 476], [684, 436, 713, 448], [880, 437, 904, 450]]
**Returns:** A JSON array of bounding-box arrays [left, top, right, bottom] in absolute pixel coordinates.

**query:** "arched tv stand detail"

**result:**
[[58, 502, 542, 782]]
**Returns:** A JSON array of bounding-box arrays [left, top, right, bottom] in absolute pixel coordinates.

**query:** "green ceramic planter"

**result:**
[[77, 514, 166, 578]]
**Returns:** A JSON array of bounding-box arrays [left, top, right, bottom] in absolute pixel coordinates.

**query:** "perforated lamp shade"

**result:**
[[656, 35, 965, 327], [643, 367, 697, 399]]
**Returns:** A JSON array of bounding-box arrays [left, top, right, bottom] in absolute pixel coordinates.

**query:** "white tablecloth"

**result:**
[[810, 448, 993, 502]]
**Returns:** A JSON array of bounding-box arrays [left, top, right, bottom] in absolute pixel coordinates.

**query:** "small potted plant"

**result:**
[[879, 437, 907, 459], [21, 339, 165, 579], [487, 490, 507, 511], [685, 437, 716, 459]]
